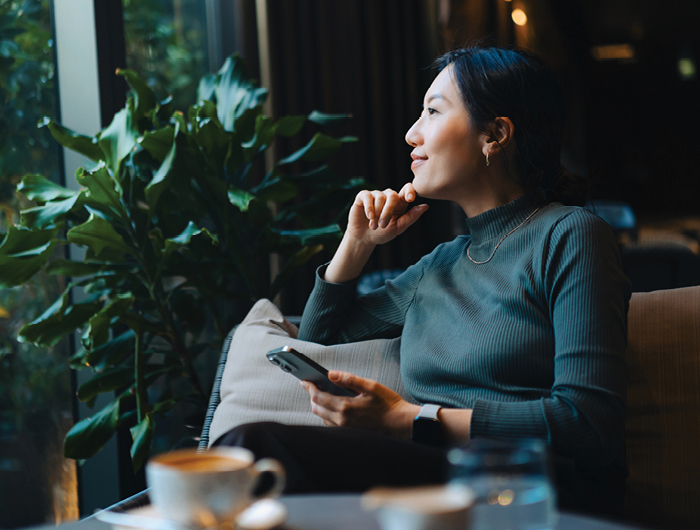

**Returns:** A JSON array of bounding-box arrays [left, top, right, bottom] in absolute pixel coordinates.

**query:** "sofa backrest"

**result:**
[[624, 285, 700, 529]]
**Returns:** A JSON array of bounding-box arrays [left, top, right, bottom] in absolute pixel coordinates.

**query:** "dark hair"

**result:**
[[435, 46, 588, 206]]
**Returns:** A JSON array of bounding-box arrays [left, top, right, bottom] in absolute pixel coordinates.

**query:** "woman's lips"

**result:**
[[411, 155, 427, 170]]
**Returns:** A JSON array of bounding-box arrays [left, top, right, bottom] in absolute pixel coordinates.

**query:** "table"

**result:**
[[34, 494, 646, 530]]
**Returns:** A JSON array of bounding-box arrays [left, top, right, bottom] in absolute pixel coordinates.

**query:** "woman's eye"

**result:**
[[427, 107, 437, 115]]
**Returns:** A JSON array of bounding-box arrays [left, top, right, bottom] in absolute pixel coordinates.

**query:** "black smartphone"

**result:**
[[266, 345, 358, 397]]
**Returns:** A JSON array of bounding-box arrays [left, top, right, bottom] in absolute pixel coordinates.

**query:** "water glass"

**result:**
[[448, 438, 558, 530]]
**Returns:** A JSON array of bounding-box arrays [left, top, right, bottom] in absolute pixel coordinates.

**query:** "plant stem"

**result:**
[[134, 331, 148, 422]]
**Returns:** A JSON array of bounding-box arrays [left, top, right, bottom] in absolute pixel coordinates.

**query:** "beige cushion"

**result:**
[[624, 285, 700, 529], [208, 299, 412, 446]]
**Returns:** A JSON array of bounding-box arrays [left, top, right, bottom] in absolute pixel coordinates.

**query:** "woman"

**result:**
[[215, 46, 631, 516]]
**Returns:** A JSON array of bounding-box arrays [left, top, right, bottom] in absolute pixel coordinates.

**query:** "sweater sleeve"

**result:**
[[469, 210, 631, 467], [297, 250, 434, 345]]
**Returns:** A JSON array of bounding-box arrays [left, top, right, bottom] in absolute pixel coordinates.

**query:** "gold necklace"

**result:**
[[467, 207, 540, 265]]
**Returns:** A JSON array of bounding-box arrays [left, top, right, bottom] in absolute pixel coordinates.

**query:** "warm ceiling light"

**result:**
[[511, 9, 527, 26], [591, 44, 636, 61]]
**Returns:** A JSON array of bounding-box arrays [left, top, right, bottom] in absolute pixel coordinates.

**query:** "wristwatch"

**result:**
[[411, 403, 443, 447]]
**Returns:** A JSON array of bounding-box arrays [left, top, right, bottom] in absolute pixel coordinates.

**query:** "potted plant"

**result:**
[[0, 55, 363, 469]]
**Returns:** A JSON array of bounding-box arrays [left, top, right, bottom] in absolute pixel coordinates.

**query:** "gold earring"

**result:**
[[486, 152, 490, 166]]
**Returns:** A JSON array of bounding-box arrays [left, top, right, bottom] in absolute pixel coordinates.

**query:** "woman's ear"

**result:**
[[483, 117, 515, 157]]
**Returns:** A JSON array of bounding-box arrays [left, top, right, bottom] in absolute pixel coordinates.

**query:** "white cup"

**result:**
[[146, 447, 285, 528], [362, 484, 475, 530]]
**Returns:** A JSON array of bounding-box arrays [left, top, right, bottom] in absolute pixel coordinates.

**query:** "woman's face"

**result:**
[[405, 65, 487, 204]]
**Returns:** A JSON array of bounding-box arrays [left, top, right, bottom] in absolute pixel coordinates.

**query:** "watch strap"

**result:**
[[411, 403, 443, 447], [416, 403, 442, 420]]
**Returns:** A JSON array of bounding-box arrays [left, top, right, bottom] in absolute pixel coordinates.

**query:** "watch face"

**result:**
[[412, 418, 443, 447]]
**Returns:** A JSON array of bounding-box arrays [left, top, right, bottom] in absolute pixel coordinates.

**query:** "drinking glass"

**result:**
[[448, 438, 558, 530]]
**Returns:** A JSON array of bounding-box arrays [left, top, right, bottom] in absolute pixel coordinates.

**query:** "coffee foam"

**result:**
[[155, 454, 249, 473]]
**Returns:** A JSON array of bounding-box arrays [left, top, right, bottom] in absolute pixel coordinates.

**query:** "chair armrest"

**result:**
[[198, 325, 238, 451], [86, 489, 151, 518]]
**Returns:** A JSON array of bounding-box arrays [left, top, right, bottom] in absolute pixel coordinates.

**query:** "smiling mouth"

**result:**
[[411, 154, 428, 170]]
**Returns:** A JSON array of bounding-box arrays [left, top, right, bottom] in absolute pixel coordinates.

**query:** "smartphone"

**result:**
[[266, 345, 358, 397]]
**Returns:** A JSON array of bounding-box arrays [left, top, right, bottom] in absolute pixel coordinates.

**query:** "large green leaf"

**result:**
[[76, 166, 124, 213], [18, 289, 103, 347], [307, 110, 353, 126], [227, 186, 256, 212], [275, 115, 307, 137], [84, 330, 136, 371], [131, 400, 178, 473], [195, 119, 231, 166], [145, 122, 179, 209], [0, 225, 58, 254], [64, 398, 121, 460], [253, 177, 298, 203], [97, 102, 139, 177], [213, 55, 268, 132], [40, 117, 103, 161], [17, 174, 78, 203], [191, 100, 224, 128], [46, 259, 103, 277], [0, 225, 59, 288], [82, 293, 135, 351], [20, 190, 86, 229], [232, 106, 261, 140], [129, 414, 154, 471], [277, 133, 354, 165], [274, 224, 343, 246], [67, 213, 132, 257], [197, 72, 217, 103], [242, 115, 275, 158], [77, 364, 176, 404], [139, 126, 175, 163], [162, 222, 218, 259], [117, 68, 156, 121], [77, 366, 133, 402]]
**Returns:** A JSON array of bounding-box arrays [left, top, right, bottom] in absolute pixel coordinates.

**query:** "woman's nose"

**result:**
[[405, 120, 420, 147]]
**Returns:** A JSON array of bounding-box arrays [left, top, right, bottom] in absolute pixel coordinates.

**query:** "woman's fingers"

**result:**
[[356, 190, 406, 222], [371, 191, 388, 229], [399, 182, 417, 202], [303, 381, 348, 425], [355, 190, 375, 222], [376, 189, 402, 229]]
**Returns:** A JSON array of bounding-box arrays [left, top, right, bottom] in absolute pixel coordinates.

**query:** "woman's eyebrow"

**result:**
[[426, 93, 444, 105]]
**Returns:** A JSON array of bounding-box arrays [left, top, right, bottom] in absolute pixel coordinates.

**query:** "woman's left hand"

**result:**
[[301, 371, 420, 439]]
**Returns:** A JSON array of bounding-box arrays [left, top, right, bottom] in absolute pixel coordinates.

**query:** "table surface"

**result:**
[[35, 494, 645, 530]]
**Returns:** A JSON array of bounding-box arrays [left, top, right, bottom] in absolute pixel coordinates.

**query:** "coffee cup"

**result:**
[[362, 484, 475, 530], [146, 447, 285, 527]]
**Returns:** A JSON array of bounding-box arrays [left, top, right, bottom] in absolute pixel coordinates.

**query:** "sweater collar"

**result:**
[[465, 194, 541, 246]]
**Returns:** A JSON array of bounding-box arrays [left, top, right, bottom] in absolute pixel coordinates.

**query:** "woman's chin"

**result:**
[[411, 182, 437, 201]]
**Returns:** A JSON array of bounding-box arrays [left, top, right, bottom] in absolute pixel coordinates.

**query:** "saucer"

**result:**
[[95, 499, 287, 530]]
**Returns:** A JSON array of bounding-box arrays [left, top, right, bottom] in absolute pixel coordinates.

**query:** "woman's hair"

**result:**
[[435, 46, 588, 206]]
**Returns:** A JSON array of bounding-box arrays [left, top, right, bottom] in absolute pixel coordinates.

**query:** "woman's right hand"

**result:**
[[346, 183, 429, 247], [322, 183, 428, 284]]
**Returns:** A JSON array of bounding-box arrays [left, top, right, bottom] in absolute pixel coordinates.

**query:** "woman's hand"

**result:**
[[301, 371, 421, 439], [323, 182, 429, 284], [346, 183, 429, 247]]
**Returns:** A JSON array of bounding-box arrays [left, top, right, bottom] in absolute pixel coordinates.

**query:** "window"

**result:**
[[0, 0, 78, 526], [123, 0, 211, 110]]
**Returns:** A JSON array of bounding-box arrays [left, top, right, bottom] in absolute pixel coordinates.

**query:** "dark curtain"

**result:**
[[261, 0, 453, 315]]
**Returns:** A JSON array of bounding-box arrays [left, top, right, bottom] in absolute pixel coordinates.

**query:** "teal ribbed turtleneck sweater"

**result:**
[[298, 195, 631, 470]]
